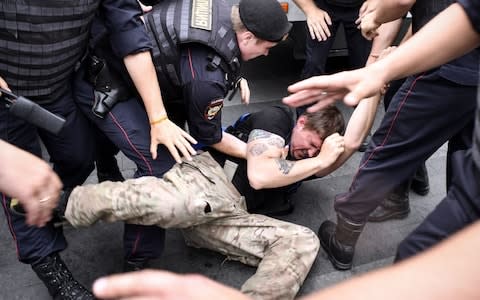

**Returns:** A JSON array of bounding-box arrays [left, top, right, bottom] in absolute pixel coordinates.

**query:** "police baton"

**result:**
[[0, 88, 66, 135]]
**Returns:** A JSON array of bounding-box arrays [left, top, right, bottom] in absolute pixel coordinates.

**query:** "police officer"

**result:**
[[293, 0, 372, 79], [73, 0, 291, 271], [0, 1, 192, 299], [284, 0, 479, 271]]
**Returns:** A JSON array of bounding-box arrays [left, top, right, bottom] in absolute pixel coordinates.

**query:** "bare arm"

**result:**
[[92, 220, 480, 299], [365, 19, 403, 65], [315, 94, 381, 177], [377, 4, 480, 82], [246, 129, 344, 189], [124, 52, 197, 163], [359, 0, 414, 28], [300, 220, 480, 300], [211, 131, 248, 159]]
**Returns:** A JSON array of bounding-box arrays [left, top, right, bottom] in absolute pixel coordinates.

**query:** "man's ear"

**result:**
[[238, 31, 254, 45], [296, 115, 307, 129]]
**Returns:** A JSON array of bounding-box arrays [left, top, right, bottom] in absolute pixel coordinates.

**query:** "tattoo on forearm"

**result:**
[[275, 158, 294, 175]]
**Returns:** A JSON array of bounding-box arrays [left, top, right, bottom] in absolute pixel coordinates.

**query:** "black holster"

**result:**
[[85, 55, 130, 118]]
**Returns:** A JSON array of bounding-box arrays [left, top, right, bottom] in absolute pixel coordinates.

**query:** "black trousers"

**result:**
[[335, 70, 477, 223], [395, 149, 480, 261], [74, 66, 169, 260], [301, 0, 371, 78], [0, 88, 95, 264]]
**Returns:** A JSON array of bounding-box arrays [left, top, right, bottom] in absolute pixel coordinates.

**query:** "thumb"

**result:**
[[150, 140, 158, 160], [344, 92, 360, 107], [345, 83, 375, 106]]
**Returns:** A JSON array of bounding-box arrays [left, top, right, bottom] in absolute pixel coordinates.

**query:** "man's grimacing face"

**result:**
[[289, 116, 324, 160]]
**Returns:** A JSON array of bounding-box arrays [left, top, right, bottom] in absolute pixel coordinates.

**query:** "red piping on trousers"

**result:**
[[108, 111, 154, 176], [337, 73, 426, 202]]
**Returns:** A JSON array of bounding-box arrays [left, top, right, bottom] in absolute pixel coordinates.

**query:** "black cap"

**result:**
[[239, 0, 292, 42]]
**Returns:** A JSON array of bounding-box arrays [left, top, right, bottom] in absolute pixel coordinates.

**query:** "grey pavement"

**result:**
[[0, 41, 445, 299]]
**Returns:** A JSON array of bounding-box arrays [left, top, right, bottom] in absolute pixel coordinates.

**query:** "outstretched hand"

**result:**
[[150, 119, 197, 163], [283, 66, 387, 112], [93, 270, 250, 300]]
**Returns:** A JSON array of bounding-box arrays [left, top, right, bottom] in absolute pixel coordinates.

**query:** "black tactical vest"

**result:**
[[410, 0, 453, 33], [0, 0, 99, 104], [145, 0, 241, 90]]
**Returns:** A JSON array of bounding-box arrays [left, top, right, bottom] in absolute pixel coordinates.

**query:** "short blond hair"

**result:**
[[231, 5, 246, 32]]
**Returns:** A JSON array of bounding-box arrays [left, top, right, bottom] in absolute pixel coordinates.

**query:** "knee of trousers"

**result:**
[[54, 150, 95, 173], [275, 225, 320, 271], [394, 236, 417, 263]]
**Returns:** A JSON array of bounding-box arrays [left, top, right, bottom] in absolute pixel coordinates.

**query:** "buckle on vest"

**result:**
[[207, 54, 222, 71]]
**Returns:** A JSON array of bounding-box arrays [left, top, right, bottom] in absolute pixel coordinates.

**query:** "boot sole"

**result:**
[[320, 238, 352, 271], [368, 209, 410, 223]]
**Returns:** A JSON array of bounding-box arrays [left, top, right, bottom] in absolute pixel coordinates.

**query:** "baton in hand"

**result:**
[[0, 88, 66, 135]]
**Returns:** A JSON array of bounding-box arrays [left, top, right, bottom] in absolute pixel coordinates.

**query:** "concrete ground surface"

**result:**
[[0, 41, 446, 299]]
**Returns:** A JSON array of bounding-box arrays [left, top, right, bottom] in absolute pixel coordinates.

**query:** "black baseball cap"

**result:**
[[239, 0, 292, 42]]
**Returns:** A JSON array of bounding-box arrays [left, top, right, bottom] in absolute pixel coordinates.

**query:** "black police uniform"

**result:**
[[334, 0, 479, 224], [301, 0, 371, 78], [0, 0, 102, 265], [395, 0, 480, 261], [1, 0, 161, 267], [74, 3, 171, 262], [222, 105, 301, 215], [73, 0, 241, 261]]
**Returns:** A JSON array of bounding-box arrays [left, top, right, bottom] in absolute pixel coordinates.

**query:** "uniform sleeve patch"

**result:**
[[204, 98, 224, 120]]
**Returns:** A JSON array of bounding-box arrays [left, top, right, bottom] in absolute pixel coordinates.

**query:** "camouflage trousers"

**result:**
[[66, 152, 319, 300]]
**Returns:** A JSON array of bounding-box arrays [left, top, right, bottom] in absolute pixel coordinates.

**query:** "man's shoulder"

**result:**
[[248, 105, 295, 140], [253, 105, 294, 121]]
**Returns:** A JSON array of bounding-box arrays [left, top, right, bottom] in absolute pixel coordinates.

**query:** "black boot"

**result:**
[[411, 163, 429, 196], [123, 257, 150, 272], [318, 214, 365, 270], [31, 253, 94, 300], [368, 180, 411, 222]]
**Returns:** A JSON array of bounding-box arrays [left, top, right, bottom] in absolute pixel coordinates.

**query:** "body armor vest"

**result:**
[[0, 0, 99, 104], [410, 0, 452, 33], [145, 0, 241, 90]]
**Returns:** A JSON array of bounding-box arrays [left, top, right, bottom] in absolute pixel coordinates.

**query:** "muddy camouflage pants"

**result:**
[[66, 152, 319, 300]]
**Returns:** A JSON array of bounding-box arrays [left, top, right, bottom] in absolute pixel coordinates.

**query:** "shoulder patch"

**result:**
[[204, 98, 224, 120]]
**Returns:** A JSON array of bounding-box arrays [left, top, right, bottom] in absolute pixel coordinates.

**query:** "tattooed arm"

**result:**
[[246, 129, 344, 189]]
